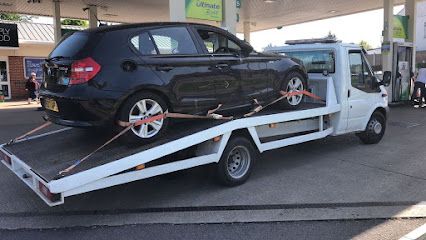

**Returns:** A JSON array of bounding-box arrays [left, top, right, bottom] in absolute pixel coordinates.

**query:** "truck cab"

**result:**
[[265, 39, 390, 137]]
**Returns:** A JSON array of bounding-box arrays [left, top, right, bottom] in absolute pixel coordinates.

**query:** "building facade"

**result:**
[[0, 20, 82, 100]]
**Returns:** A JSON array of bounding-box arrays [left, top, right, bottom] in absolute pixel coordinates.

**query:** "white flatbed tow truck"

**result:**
[[0, 40, 390, 206]]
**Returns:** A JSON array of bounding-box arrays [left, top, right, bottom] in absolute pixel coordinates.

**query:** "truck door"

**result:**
[[346, 50, 381, 132]]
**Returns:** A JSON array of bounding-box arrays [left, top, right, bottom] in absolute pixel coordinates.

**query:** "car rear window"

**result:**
[[281, 50, 335, 73], [49, 32, 89, 58]]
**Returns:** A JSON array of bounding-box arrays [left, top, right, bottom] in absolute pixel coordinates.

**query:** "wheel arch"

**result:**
[[361, 106, 388, 132], [284, 66, 308, 84], [115, 87, 173, 122], [278, 66, 309, 93], [374, 107, 388, 120], [230, 129, 261, 154]]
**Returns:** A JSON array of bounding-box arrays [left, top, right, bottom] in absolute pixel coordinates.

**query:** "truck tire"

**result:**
[[216, 136, 258, 186], [278, 71, 307, 109], [117, 91, 169, 143], [357, 112, 386, 144]]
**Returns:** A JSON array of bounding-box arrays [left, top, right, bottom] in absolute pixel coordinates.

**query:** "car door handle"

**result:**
[[215, 63, 229, 69], [155, 66, 174, 72]]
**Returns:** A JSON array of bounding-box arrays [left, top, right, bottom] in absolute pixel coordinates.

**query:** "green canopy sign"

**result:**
[[393, 15, 408, 39], [185, 0, 223, 21]]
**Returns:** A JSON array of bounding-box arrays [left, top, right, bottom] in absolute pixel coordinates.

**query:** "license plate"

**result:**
[[45, 98, 59, 112]]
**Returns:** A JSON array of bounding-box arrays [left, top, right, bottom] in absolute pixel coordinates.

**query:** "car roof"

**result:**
[[83, 22, 220, 34]]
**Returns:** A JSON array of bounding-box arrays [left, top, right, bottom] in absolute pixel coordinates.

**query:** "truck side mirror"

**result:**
[[382, 71, 391, 87]]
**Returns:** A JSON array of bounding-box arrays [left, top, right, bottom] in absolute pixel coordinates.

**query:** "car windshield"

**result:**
[[49, 32, 89, 58], [281, 50, 335, 74]]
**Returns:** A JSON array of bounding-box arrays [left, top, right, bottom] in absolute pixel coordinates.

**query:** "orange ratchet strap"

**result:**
[[244, 90, 325, 117], [58, 109, 233, 177], [7, 121, 52, 145]]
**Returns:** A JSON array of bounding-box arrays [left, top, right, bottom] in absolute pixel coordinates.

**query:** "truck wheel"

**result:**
[[357, 112, 386, 144], [278, 71, 307, 109], [118, 91, 169, 143], [216, 136, 258, 186]]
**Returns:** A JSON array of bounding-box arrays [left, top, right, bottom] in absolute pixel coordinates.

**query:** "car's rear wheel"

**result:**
[[118, 91, 169, 143], [278, 71, 307, 109]]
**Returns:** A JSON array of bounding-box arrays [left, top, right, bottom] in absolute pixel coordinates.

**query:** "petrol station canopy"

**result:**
[[0, 0, 406, 32]]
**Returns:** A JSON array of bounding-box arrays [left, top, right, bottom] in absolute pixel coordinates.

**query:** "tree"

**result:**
[[359, 40, 372, 50], [61, 19, 88, 27], [0, 13, 31, 21]]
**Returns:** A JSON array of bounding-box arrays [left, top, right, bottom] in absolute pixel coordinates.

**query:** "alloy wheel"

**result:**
[[286, 77, 304, 106], [129, 99, 164, 138]]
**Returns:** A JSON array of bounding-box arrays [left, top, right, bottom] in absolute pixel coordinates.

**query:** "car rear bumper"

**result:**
[[45, 115, 95, 127], [40, 90, 123, 128]]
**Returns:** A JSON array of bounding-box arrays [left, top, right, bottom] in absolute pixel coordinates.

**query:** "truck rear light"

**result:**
[[70, 57, 101, 85], [0, 151, 11, 165], [38, 182, 60, 202]]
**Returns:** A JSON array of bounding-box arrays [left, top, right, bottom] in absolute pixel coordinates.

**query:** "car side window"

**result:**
[[130, 32, 157, 55], [197, 29, 241, 54], [349, 51, 376, 92], [149, 27, 198, 55]]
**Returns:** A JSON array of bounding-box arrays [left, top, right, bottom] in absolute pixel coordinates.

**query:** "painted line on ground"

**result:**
[[400, 223, 426, 240]]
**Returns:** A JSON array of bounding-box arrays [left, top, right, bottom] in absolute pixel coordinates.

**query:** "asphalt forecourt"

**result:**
[[0, 105, 426, 230]]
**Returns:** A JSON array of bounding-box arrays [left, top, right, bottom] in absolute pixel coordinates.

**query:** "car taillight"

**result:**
[[70, 57, 101, 85], [38, 181, 60, 202], [0, 151, 11, 165]]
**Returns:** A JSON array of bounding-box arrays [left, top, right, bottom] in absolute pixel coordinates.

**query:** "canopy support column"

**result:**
[[52, 0, 61, 43], [221, 0, 237, 34], [406, 0, 417, 70], [87, 5, 98, 28], [243, 21, 251, 43], [169, 0, 186, 21], [382, 0, 394, 74]]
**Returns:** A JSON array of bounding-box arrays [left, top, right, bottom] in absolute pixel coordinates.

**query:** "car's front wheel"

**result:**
[[118, 91, 169, 143], [357, 112, 386, 144], [278, 71, 307, 109]]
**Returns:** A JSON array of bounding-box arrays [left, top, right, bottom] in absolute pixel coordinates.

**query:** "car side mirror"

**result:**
[[382, 71, 391, 87], [240, 44, 253, 58]]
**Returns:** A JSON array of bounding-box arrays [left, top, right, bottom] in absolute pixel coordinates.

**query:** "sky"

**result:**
[[243, 5, 404, 51], [32, 5, 404, 52]]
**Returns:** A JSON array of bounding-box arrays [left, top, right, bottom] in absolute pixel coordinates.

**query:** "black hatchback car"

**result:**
[[40, 22, 308, 142]]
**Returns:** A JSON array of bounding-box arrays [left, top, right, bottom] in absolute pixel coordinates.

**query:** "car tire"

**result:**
[[357, 112, 386, 144], [216, 136, 258, 186], [278, 71, 307, 109], [117, 91, 169, 143]]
